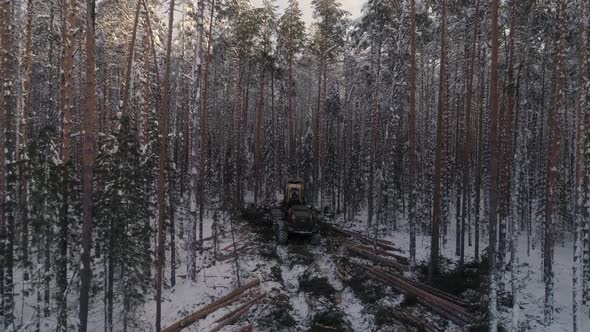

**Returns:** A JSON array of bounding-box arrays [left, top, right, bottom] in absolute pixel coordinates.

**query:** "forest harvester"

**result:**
[[270, 179, 318, 245]]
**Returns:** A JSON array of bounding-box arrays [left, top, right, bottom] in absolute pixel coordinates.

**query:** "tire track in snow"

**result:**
[[310, 243, 374, 331]]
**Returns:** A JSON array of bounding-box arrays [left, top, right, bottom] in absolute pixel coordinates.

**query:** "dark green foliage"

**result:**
[[288, 245, 314, 267], [298, 274, 335, 300], [309, 308, 351, 332], [258, 291, 297, 330], [95, 115, 153, 327], [28, 127, 62, 238], [348, 272, 382, 305], [373, 306, 399, 328]]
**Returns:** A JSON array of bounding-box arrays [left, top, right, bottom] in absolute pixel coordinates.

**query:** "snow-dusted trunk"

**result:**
[[488, 0, 501, 329], [315, 57, 323, 207], [544, 0, 565, 325], [0, 0, 14, 327], [21, 0, 34, 296], [573, 0, 587, 329], [254, 70, 265, 205], [583, 20, 590, 320], [474, 44, 485, 264], [188, 0, 205, 282], [430, 0, 447, 280], [510, 146, 521, 332], [58, 0, 77, 329], [510, 46, 525, 332], [199, 0, 214, 251], [408, 0, 417, 279], [460, 0, 480, 271], [156, 0, 175, 329]]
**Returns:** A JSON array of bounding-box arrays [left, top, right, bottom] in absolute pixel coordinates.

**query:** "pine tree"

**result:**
[[0, 0, 15, 327], [489, 0, 501, 329], [544, 0, 566, 325], [156, 0, 175, 329], [408, 0, 418, 279], [95, 115, 152, 331], [430, 0, 448, 280], [79, 0, 99, 329], [279, 0, 306, 162], [574, 0, 588, 329]]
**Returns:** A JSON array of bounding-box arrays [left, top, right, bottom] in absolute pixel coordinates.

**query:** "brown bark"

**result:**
[[121, 0, 142, 115], [79, 0, 98, 330], [430, 0, 447, 280]]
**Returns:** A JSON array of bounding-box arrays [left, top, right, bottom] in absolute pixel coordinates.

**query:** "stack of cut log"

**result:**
[[325, 224, 403, 253], [325, 224, 408, 271], [162, 279, 264, 332], [366, 266, 475, 327]]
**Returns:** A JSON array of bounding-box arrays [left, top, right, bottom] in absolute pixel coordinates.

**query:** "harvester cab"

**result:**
[[271, 179, 318, 245], [285, 180, 304, 208]]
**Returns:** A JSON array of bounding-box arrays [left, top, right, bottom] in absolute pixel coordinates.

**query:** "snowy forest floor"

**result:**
[[12, 204, 589, 331]]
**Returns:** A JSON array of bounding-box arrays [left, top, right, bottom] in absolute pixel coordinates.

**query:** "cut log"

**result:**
[[346, 245, 407, 271], [209, 293, 265, 332], [402, 276, 473, 308], [366, 267, 475, 326], [162, 279, 260, 332], [326, 224, 403, 253], [354, 243, 409, 265], [313, 323, 337, 331], [238, 324, 252, 332]]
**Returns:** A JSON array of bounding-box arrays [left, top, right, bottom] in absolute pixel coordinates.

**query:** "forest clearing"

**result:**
[[1, 0, 590, 331]]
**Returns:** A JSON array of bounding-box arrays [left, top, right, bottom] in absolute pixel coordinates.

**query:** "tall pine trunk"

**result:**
[[460, 0, 480, 271], [199, 0, 215, 253], [408, 0, 417, 279], [0, 0, 14, 326], [488, 0, 501, 329], [21, 0, 34, 295], [544, 0, 565, 325], [156, 0, 175, 329], [188, 0, 205, 282], [79, 0, 98, 329], [58, 0, 77, 329], [430, 0, 447, 280], [573, 0, 588, 329], [120, 0, 142, 115]]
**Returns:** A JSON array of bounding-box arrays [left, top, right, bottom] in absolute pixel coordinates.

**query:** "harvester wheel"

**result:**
[[277, 220, 288, 245]]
